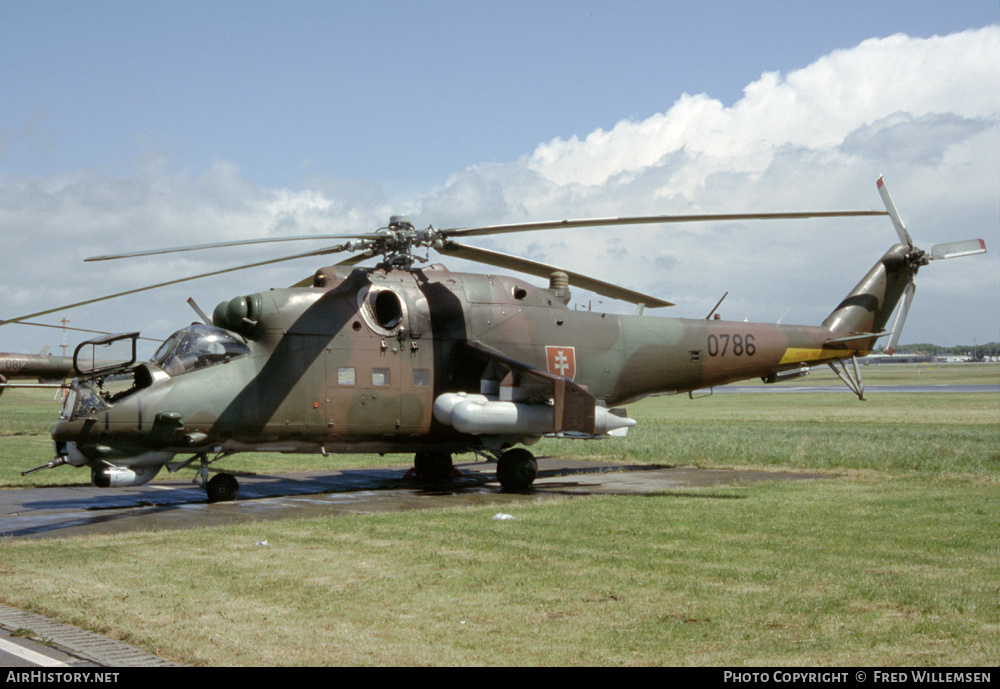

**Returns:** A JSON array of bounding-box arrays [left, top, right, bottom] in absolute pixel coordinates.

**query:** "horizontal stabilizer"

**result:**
[[825, 331, 890, 344], [930, 239, 987, 260]]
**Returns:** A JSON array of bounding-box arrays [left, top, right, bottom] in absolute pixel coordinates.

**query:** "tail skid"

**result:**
[[828, 356, 866, 401]]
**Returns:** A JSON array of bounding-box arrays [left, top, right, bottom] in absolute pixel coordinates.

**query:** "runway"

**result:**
[[0, 459, 829, 540], [712, 384, 1000, 393], [0, 459, 833, 666], [3, 383, 994, 540]]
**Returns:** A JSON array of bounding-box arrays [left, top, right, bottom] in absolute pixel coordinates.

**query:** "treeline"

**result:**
[[891, 342, 1000, 357]]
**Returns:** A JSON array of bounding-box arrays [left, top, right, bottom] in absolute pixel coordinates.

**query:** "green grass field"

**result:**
[[0, 364, 997, 666]]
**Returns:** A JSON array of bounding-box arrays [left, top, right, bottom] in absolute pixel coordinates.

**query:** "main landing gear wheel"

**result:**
[[414, 451, 454, 481], [496, 448, 538, 491], [206, 472, 239, 502]]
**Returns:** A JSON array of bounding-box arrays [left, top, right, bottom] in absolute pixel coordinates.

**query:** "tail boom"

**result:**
[[821, 243, 915, 348]]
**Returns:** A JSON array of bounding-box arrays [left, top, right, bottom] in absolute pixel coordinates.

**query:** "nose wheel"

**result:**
[[194, 453, 239, 502], [206, 472, 239, 502]]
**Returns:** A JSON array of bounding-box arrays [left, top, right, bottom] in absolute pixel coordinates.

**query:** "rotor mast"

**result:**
[[378, 215, 437, 269]]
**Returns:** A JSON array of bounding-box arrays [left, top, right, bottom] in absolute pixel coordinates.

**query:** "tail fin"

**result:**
[[823, 176, 986, 353], [821, 243, 913, 347]]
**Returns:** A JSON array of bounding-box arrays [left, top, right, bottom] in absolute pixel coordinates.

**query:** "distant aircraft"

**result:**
[[0, 347, 74, 396], [1, 321, 159, 396]]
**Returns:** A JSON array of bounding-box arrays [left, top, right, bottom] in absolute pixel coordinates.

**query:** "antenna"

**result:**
[[705, 292, 728, 320], [60, 318, 69, 356]]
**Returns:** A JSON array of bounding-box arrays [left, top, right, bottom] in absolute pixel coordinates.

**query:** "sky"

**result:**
[[1, 0, 998, 357]]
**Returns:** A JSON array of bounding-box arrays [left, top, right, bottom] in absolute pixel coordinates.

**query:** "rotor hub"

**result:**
[[371, 216, 438, 269], [905, 248, 931, 273]]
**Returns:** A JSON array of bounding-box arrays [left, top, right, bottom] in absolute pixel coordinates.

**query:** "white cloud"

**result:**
[[435, 27, 1000, 340], [2, 27, 998, 354], [526, 28, 1000, 193]]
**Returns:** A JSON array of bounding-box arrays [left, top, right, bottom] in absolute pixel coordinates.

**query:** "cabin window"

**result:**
[[413, 368, 430, 387], [338, 367, 356, 385], [372, 368, 390, 386]]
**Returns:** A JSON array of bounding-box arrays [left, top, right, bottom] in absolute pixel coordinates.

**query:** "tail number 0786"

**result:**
[[707, 333, 756, 357]]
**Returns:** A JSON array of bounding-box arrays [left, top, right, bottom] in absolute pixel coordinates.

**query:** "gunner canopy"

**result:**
[[152, 324, 250, 376]]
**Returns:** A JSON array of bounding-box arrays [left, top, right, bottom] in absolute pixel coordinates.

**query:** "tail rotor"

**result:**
[[876, 176, 986, 355]]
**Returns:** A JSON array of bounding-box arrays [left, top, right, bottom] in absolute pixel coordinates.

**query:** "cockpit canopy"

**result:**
[[152, 324, 250, 376]]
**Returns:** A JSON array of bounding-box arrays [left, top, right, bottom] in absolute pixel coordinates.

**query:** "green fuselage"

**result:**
[[52, 260, 882, 468]]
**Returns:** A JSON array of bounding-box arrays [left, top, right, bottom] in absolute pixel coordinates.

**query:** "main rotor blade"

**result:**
[[9, 320, 162, 342], [85, 234, 379, 262], [437, 241, 673, 308], [439, 210, 888, 238], [2, 244, 349, 327]]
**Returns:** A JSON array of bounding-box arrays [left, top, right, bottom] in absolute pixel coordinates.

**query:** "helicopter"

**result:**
[[2, 176, 986, 500], [0, 347, 72, 396]]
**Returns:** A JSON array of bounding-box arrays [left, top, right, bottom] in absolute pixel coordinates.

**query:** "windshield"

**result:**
[[153, 324, 250, 376], [60, 380, 107, 420]]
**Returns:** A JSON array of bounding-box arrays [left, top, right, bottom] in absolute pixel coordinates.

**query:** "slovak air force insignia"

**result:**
[[545, 346, 576, 381]]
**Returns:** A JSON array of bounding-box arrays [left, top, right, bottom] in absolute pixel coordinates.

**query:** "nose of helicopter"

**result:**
[[51, 417, 80, 443], [50, 418, 113, 466], [50, 429, 92, 467]]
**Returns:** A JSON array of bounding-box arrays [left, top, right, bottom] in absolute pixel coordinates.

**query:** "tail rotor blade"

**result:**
[[930, 239, 987, 260], [885, 280, 916, 356], [877, 175, 913, 249]]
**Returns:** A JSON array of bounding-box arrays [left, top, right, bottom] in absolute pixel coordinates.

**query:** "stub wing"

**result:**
[[435, 341, 636, 439]]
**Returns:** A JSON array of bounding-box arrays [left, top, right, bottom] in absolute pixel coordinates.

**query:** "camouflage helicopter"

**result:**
[[3, 176, 986, 500]]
